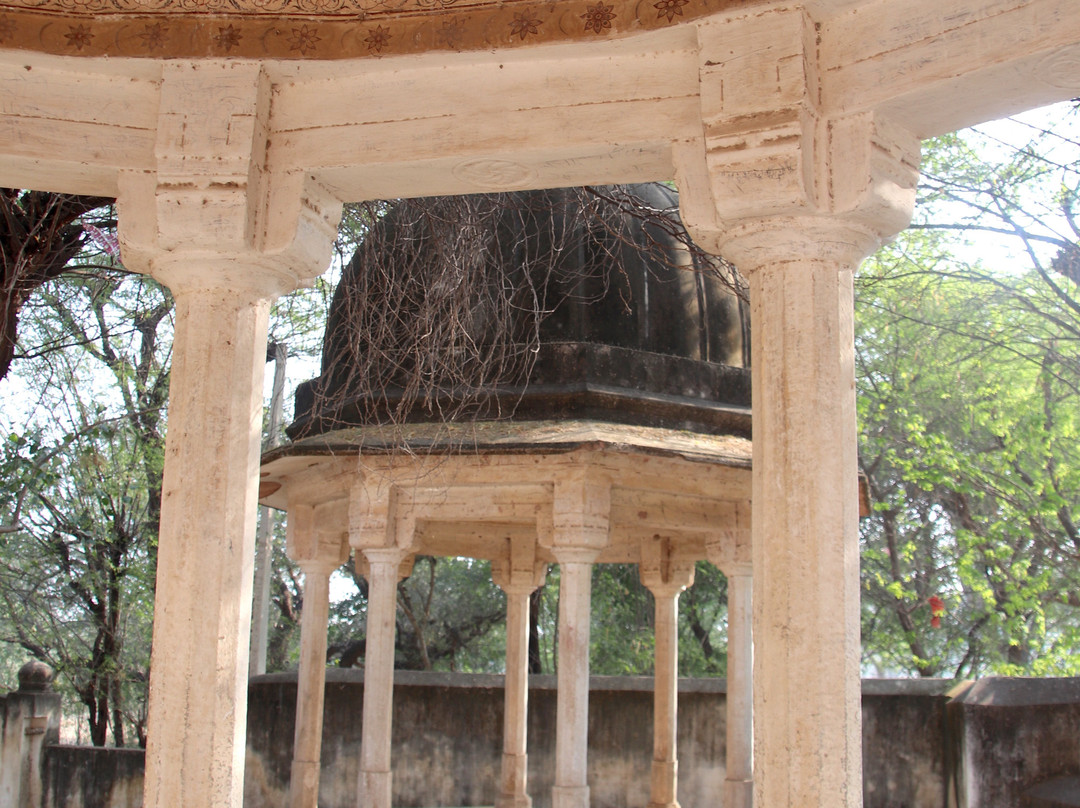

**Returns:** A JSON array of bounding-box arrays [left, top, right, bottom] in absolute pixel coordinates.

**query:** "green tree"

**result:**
[[0, 191, 111, 382], [857, 104, 1080, 677], [0, 267, 169, 745]]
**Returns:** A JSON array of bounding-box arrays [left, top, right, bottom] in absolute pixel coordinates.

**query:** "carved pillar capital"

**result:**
[[117, 60, 342, 299], [705, 528, 752, 579], [674, 9, 920, 272], [357, 547, 415, 583], [286, 501, 350, 575], [550, 463, 611, 556], [493, 536, 547, 595], [639, 536, 695, 598]]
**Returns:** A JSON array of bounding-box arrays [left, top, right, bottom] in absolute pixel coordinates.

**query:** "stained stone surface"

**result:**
[[0, 0, 749, 60]]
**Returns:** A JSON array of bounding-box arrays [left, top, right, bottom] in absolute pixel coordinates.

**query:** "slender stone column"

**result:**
[[551, 548, 598, 808], [640, 537, 695, 808], [251, 343, 288, 678], [748, 241, 868, 805], [549, 465, 609, 808], [358, 548, 410, 808], [138, 273, 278, 807], [493, 558, 546, 808], [721, 565, 752, 808], [290, 558, 336, 807], [288, 504, 350, 808]]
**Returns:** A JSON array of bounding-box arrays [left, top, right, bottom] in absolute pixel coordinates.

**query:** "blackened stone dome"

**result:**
[[289, 184, 750, 439]]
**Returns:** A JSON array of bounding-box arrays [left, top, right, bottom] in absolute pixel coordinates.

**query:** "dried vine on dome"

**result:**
[[295, 184, 745, 444]]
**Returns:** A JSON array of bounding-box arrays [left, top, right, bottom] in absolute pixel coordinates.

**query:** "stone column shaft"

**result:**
[[749, 257, 864, 806], [723, 570, 752, 808], [496, 581, 539, 808], [290, 557, 338, 808], [641, 541, 694, 808], [551, 552, 597, 808], [650, 593, 679, 808], [359, 549, 407, 808], [142, 283, 272, 808]]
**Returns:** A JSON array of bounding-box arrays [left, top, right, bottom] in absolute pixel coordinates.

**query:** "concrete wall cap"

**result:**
[[952, 676, 1080, 707]]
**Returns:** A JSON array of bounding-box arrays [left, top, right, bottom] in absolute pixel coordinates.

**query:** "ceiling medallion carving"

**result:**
[[452, 159, 536, 190], [1034, 46, 1080, 91], [0, 0, 741, 59]]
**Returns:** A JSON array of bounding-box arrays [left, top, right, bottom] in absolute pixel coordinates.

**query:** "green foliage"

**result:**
[[590, 564, 654, 675], [0, 268, 169, 745], [857, 104, 1080, 677]]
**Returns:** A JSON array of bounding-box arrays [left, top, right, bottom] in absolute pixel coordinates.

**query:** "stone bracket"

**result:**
[[550, 460, 612, 553], [493, 534, 548, 594], [285, 500, 351, 570], [117, 61, 342, 296], [639, 535, 695, 594], [673, 8, 920, 267], [706, 526, 751, 578]]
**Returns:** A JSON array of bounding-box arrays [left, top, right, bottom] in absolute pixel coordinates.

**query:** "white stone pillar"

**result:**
[[137, 271, 278, 807], [748, 238, 869, 805], [116, 60, 341, 808], [551, 548, 598, 808], [252, 343, 288, 679], [721, 566, 752, 808], [358, 548, 410, 808], [549, 465, 609, 808], [287, 504, 350, 808], [706, 531, 753, 808], [493, 557, 546, 808], [675, 15, 920, 789], [640, 538, 695, 808]]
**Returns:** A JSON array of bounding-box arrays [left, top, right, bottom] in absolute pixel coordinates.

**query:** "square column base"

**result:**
[[360, 770, 392, 808], [724, 779, 752, 808], [552, 784, 589, 808]]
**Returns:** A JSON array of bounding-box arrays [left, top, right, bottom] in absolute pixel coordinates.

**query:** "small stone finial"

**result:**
[[17, 660, 54, 693]]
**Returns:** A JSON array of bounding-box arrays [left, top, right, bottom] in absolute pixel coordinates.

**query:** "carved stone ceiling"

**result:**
[[0, 0, 747, 59]]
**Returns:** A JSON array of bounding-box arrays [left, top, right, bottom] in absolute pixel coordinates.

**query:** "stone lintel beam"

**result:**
[[819, 0, 1080, 138]]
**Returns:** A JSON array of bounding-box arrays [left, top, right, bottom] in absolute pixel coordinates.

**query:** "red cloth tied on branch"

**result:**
[[929, 596, 945, 628]]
